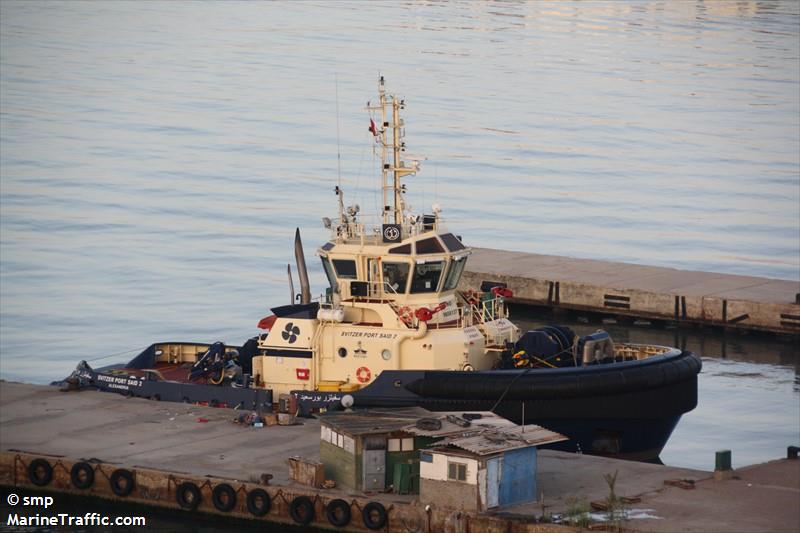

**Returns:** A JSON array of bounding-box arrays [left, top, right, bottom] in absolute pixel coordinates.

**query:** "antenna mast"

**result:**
[[368, 76, 418, 227]]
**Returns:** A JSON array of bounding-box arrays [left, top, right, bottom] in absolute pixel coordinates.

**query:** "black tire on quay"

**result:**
[[27, 459, 53, 487], [289, 495, 315, 525], [211, 483, 237, 512], [246, 488, 271, 517], [176, 482, 202, 511], [362, 501, 388, 530], [70, 462, 95, 490], [325, 498, 351, 528], [109, 469, 135, 497]]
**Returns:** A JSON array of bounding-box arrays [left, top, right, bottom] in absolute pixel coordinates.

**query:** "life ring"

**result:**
[[362, 501, 388, 530], [212, 483, 237, 512], [27, 458, 53, 487], [109, 468, 135, 497], [176, 482, 202, 510], [289, 495, 315, 525], [356, 366, 371, 383], [325, 498, 351, 527], [70, 461, 95, 489], [246, 488, 271, 517]]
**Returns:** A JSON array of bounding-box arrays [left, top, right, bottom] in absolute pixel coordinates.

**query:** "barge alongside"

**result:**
[[63, 78, 701, 461]]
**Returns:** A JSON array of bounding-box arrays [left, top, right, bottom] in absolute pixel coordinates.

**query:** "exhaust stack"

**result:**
[[294, 228, 311, 304]]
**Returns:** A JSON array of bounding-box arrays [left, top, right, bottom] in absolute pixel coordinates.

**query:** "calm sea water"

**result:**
[[1, 0, 798, 476]]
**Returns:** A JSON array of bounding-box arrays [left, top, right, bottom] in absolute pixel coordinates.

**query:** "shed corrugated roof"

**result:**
[[319, 407, 431, 436], [431, 426, 568, 456], [320, 409, 567, 452]]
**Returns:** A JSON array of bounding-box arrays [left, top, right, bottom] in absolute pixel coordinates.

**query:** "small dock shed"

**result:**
[[319, 407, 440, 493], [418, 425, 566, 512], [318, 408, 552, 495]]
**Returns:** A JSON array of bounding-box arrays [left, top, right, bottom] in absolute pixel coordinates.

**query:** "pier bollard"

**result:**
[[714, 450, 733, 480]]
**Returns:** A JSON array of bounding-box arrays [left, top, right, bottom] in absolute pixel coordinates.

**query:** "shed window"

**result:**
[[388, 437, 415, 452], [332, 259, 357, 279], [420, 452, 433, 463], [448, 461, 467, 482]]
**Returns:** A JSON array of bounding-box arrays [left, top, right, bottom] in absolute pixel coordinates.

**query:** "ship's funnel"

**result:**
[[294, 228, 311, 304]]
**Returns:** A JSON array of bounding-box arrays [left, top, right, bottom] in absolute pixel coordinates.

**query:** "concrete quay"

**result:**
[[2, 382, 798, 532], [463, 248, 800, 335]]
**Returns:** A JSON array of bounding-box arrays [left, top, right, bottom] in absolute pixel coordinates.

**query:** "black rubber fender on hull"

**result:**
[[404, 350, 701, 404]]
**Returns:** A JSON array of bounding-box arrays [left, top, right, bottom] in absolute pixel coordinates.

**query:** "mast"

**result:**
[[368, 76, 418, 227]]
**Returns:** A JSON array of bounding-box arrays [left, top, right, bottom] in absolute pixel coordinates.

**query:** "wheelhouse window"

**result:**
[[321, 257, 338, 292], [382, 262, 410, 294], [332, 259, 357, 279], [440, 233, 465, 252], [415, 237, 444, 254], [443, 256, 467, 291], [410, 260, 444, 293]]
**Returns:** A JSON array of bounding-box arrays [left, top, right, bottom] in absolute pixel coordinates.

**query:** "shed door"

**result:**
[[362, 436, 386, 491], [486, 457, 501, 508], [498, 447, 536, 506]]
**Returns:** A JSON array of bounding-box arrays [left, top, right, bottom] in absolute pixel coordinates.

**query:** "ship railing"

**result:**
[[328, 213, 446, 243], [457, 293, 511, 345]]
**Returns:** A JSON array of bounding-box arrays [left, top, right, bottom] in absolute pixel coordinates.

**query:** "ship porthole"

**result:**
[[381, 349, 391, 361], [338, 347, 347, 358]]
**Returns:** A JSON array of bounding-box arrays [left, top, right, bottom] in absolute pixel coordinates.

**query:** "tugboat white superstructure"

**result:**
[[251, 77, 518, 398]]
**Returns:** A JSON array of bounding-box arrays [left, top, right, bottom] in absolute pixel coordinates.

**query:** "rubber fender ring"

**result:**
[[28, 458, 53, 487], [289, 495, 315, 525], [176, 482, 202, 511], [246, 488, 271, 517], [362, 501, 388, 530], [325, 498, 351, 527], [211, 483, 237, 512], [109, 468, 135, 497], [70, 461, 95, 490]]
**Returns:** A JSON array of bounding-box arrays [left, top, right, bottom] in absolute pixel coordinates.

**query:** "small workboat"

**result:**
[[62, 78, 701, 461]]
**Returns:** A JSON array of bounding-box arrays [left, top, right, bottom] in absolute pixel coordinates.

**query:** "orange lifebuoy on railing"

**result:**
[[356, 366, 371, 383]]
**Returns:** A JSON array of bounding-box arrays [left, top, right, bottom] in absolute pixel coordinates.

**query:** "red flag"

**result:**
[[368, 118, 378, 136]]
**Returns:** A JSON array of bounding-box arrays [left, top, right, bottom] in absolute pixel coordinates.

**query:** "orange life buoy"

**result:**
[[356, 366, 371, 383]]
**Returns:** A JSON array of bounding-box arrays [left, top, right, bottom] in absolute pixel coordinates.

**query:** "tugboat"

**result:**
[[63, 78, 701, 461]]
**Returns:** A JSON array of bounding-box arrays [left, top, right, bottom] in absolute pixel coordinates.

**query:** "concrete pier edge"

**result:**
[[462, 248, 800, 335]]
